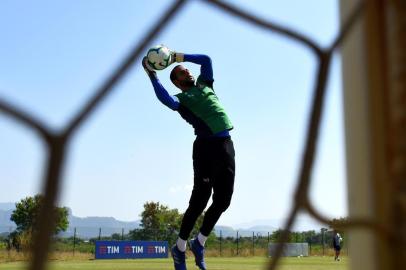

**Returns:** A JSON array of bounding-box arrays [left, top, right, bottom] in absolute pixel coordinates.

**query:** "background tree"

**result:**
[[129, 201, 214, 245], [270, 229, 292, 242], [9, 195, 69, 250], [129, 201, 182, 243], [302, 230, 317, 244], [111, 233, 122, 240], [329, 217, 348, 232]]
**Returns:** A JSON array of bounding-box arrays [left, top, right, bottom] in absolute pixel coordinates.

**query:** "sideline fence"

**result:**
[[1, 227, 348, 258]]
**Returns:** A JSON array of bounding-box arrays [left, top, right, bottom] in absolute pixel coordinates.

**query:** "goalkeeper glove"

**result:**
[[169, 50, 184, 65], [142, 57, 157, 79]]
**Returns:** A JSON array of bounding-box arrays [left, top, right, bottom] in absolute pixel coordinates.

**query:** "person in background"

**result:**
[[333, 231, 343, 261]]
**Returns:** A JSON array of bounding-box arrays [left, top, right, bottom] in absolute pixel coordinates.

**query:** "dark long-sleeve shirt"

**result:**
[[150, 54, 213, 110], [148, 54, 231, 137]]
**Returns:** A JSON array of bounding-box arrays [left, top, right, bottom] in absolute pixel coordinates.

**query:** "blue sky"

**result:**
[[0, 0, 346, 228]]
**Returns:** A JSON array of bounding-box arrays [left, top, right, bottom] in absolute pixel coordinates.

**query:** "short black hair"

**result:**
[[170, 65, 182, 84]]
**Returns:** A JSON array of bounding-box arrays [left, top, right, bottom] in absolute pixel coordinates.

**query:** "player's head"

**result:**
[[170, 65, 195, 91]]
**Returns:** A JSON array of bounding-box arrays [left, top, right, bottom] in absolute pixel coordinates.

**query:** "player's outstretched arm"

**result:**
[[169, 51, 213, 84], [185, 54, 213, 83], [142, 57, 179, 110]]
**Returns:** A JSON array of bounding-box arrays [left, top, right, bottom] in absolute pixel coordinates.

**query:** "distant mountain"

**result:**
[[0, 202, 15, 211], [214, 225, 235, 237], [247, 225, 278, 232], [233, 216, 325, 232], [0, 203, 16, 232], [213, 217, 325, 238], [55, 208, 140, 239], [0, 204, 140, 239], [66, 208, 140, 228], [60, 209, 140, 239], [214, 224, 276, 238], [0, 202, 325, 239], [0, 209, 16, 229]]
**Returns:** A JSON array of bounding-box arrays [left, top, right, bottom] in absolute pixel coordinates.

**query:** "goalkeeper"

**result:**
[[142, 49, 235, 270]]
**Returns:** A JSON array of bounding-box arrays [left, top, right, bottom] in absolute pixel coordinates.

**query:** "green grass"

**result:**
[[0, 256, 348, 270]]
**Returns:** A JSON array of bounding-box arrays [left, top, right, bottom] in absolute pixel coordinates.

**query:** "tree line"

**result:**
[[2, 195, 347, 252]]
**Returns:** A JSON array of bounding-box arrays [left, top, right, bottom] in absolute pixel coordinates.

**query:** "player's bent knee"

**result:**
[[187, 202, 208, 215], [213, 198, 231, 212]]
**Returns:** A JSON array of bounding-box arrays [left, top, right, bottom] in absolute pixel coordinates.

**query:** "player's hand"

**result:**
[[142, 57, 156, 77], [168, 50, 184, 65]]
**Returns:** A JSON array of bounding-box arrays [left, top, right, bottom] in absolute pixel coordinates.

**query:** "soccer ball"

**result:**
[[146, 45, 172, 70]]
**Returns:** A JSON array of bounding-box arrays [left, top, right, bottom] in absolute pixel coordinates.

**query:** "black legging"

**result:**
[[179, 136, 235, 240]]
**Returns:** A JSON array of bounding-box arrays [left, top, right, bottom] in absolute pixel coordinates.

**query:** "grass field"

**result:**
[[0, 256, 348, 270]]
